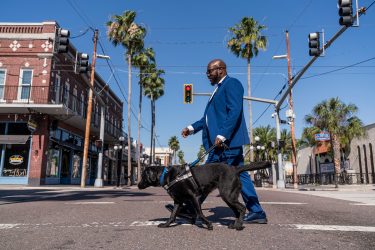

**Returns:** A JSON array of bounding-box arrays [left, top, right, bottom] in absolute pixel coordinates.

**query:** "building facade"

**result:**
[[296, 123, 375, 184], [0, 21, 129, 186]]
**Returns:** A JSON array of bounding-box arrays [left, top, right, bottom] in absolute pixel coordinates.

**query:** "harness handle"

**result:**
[[188, 144, 217, 167]]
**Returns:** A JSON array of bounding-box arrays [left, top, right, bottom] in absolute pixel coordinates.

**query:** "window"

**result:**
[[46, 147, 60, 177], [0, 69, 6, 100], [80, 93, 85, 117], [72, 87, 77, 112], [18, 69, 33, 100], [52, 75, 61, 104], [63, 82, 70, 107]]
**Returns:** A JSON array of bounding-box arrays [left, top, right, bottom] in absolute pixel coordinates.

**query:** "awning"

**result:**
[[0, 135, 30, 144]]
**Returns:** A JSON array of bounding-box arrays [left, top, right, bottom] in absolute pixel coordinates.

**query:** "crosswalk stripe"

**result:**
[[291, 224, 375, 232]]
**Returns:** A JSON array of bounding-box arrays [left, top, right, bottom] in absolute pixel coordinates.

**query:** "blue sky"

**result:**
[[2, 0, 375, 162]]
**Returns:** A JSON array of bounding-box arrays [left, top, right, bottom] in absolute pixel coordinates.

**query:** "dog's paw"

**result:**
[[207, 223, 213, 230], [157, 222, 170, 228], [228, 223, 235, 229], [235, 225, 245, 231]]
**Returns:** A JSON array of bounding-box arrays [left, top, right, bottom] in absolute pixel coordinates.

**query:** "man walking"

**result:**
[[180, 59, 267, 223]]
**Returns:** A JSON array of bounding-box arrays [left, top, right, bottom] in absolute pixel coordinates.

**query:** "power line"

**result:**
[[301, 56, 375, 80]]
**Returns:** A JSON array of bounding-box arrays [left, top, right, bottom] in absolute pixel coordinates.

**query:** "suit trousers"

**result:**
[[203, 146, 264, 213]]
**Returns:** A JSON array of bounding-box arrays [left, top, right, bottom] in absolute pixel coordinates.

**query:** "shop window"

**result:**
[[8, 123, 29, 135], [71, 152, 82, 178], [18, 69, 33, 100], [46, 147, 60, 177], [0, 69, 6, 100], [2, 143, 30, 177]]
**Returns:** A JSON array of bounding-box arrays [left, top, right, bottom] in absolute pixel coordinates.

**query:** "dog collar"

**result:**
[[159, 167, 168, 186]]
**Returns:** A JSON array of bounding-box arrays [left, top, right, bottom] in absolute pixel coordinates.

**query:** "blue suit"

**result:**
[[191, 75, 264, 213]]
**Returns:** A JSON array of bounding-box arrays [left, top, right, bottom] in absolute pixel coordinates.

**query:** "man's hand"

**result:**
[[215, 137, 223, 148], [181, 128, 190, 138]]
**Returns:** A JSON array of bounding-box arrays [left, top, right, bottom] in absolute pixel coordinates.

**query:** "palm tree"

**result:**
[[107, 10, 146, 184], [132, 47, 155, 180], [280, 129, 292, 161], [227, 17, 267, 161], [298, 126, 321, 148], [177, 150, 185, 165], [253, 125, 276, 161], [305, 97, 364, 186], [168, 136, 180, 165], [144, 66, 165, 164]]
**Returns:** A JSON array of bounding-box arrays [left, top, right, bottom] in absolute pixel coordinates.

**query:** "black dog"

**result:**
[[138, 161, 271, 230]]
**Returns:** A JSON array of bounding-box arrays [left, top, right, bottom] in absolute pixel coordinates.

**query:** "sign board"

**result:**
[[315, 131, 330, 141], [27, 119, 37, 132], [9, 155, 24, 165], [320, 162, 334, 173]]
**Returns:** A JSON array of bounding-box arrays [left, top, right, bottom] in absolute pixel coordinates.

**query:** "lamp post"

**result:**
[[115, 136, 125, 187], [273, 30, 298, 189]]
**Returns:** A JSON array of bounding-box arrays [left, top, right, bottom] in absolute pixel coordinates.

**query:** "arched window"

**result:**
[[357, 146, 363, 184], [363, 145, 369, 184], [369, 143, 375, 183]]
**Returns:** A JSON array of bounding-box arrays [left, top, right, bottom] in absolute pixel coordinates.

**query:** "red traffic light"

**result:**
[[184, 84, 193, 104]]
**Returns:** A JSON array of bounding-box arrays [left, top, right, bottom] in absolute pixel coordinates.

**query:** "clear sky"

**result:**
[[2, 0, 375, 162]]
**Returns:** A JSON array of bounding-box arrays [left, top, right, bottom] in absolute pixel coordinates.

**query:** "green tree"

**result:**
[[197, 144, 206, 164], [133, 47, 155, 180], [253, 125, 276, 161], [107, 10, 146, 183], [144, 66, 165, 163], [177, 150, 185, 165], [227, 17, 267, 160], [305, 97, 364, 185], [168, 136, 180, 165]]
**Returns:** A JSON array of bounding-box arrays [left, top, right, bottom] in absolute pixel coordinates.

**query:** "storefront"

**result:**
[[0, 122, 32, 184], [45, 127, 99, 185]]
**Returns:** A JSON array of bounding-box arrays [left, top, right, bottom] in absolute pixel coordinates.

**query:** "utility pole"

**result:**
[[81, 29, 98, 188], [285, 31, 298, 189]]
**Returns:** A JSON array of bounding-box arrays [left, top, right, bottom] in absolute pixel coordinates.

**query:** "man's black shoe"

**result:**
[[165, 204, 194, 221]]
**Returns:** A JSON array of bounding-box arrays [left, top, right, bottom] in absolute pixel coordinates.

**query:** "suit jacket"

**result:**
[[191, 76, 250, 150]]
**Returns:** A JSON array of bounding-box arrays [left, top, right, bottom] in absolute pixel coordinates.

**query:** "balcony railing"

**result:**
[[0, 85, 122, 138]]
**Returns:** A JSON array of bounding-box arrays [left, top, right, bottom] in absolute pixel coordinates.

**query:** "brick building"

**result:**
[[0, 21, 131, 186]]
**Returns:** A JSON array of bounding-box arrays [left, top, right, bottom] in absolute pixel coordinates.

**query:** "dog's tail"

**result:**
[[235, 161, 272, 174]]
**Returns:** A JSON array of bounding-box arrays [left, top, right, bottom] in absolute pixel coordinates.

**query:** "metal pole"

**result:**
[[275, 111, 285, 189], [94, 106, 105, 187], [81, 29, 98, 188], [285, 31, 298, 189]]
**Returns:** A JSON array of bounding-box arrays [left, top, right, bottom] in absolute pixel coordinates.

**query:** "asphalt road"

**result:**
[[0, 186, 374, 250]]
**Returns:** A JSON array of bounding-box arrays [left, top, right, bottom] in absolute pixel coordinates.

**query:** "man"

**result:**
[[179, 59, 267, 223]]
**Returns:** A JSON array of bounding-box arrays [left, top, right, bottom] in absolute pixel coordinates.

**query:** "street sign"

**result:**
[[315, 131, 330, 141]]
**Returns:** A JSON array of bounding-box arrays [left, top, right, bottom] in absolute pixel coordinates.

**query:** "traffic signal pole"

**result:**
[[276, 7, 366, 111], [81, 29, 98, 188]]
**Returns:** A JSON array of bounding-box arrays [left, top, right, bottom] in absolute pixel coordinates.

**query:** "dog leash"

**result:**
[[188, 143, 218, 167]]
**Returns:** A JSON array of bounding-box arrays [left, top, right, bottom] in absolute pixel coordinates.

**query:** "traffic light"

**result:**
[[75, 53, 90, 74], [56, 28, 70, 53], [308, 32, 320, 57], [183, 84, 193, 104], [338, 0, 354, 26]]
